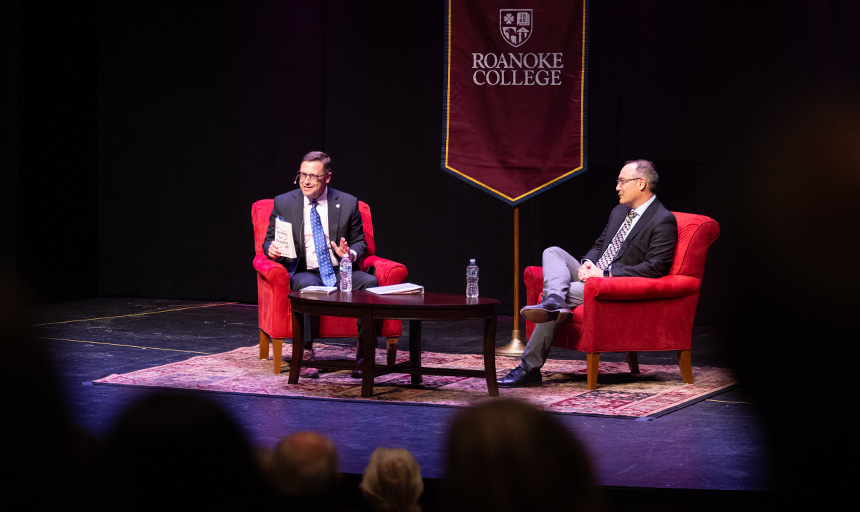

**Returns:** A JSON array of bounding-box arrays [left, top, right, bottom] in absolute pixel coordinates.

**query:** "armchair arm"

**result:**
[[361, 255, 408, 287], [253, 254, 290, 288], [585, 274, 702, 301]]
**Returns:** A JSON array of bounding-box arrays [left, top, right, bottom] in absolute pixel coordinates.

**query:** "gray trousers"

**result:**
[[521, 247, 587, 371]]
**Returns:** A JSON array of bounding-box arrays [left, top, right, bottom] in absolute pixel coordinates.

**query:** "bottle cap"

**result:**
[[470, 259, 476, 264]]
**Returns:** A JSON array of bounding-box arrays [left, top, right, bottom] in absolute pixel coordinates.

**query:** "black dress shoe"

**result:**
[[300, 368, 319, 378], [520, 293, 571, 324], [299, 348, 318, 379], [497, 365, 542, 387], [351, 358, 363, 378], [281, 347, 315, 362]]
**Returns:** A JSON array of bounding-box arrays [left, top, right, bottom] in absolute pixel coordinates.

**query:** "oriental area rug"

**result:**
[[92, 343, 736, 418]]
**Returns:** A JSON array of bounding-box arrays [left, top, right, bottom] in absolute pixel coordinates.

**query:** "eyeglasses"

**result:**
[[616, 176, 643, 186], [296, 172, 330, 183]]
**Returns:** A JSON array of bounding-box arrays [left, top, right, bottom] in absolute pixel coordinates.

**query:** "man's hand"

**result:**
[[267, 242, 282, 259], [331, 237, 352, 260], [578, 260, 605, 281]]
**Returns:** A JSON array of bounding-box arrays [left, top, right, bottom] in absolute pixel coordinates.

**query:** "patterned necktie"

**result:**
[[597, 209, 638, 270], [310, 200, 337, 286]]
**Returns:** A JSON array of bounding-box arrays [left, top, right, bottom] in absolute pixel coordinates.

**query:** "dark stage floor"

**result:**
[[27, 297, 773, 509]]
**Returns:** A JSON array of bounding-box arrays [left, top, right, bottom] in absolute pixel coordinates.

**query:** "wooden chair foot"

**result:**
[[677, 349, 693, 383], [586, 353, 600, 390], [271, 338, 283, 374], [259, 329, 269, 360]]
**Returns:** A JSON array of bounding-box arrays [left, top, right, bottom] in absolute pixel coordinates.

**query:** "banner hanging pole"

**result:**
[[496, 206, 526, 356]]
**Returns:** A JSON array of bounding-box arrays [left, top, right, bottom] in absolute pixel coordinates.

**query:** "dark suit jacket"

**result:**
[[262, 187, 368, 278], [583, 198, 677, 278]]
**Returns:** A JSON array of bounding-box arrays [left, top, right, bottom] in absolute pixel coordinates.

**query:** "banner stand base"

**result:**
[[495, 330, 526, 356]]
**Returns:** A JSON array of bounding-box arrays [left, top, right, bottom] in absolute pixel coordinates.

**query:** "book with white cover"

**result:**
[[274, 216, 297, 259], [299, 286, 337, 294], [366, 283, 424, 295]]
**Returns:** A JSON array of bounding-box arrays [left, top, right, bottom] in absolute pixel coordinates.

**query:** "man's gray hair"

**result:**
[[626, 159, 659, 192]]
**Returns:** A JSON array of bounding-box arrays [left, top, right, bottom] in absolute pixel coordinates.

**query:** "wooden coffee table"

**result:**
[[287, 290, 500, 397]]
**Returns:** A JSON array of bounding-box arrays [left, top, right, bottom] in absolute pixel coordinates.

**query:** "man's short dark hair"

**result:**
[[302, 151, 332, 172]]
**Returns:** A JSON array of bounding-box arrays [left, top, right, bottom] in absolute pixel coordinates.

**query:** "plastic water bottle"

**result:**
[[339, 255, 352, 292], [466, 259, 479, 298]]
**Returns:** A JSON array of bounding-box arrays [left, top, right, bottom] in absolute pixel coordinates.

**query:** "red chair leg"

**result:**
[[678, 349, 693, 383], [586, 353, 600, 390]]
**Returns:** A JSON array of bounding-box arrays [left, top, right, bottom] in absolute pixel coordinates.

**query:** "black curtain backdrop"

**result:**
[[12, 2, 860, 503], [15, 1, 860, 327]]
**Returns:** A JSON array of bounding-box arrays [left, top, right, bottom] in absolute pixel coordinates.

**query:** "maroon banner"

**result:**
[[443, 1, 588, 205]]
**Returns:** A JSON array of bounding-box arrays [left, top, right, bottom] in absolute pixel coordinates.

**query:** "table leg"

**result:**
[[360, 311, 376, 397], [483, 315, 499, 396], [288, 309, 305, 384], [409, 320, 422, 385]]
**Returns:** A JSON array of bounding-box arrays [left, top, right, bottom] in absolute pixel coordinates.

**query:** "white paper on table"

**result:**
[[274, 217, 297, 259], [366, 283, 425, 295]]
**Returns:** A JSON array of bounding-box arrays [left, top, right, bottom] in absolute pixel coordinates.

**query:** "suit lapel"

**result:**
[[326, 188, 341, 244], [291, 191, 305, 252], [617, 199, 659, 256]]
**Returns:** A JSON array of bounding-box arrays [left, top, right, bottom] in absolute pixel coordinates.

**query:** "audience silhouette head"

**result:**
[[360, 446, 424, 512], [269, 430, 341, 498], [443, 398, 598, 512], [103, 390, 268, 509]]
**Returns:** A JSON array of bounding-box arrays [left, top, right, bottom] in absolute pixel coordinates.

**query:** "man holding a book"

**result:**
[[263, 151, 379, 375]]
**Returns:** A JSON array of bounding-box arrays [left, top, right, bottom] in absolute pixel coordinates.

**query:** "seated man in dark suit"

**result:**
[[263, 151, 378, 375], [499, 160, 678, 387]]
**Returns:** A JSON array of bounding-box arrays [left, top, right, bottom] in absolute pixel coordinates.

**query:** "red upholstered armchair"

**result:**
[[252, 199, 408, 374], [523, 212, 720, 389]]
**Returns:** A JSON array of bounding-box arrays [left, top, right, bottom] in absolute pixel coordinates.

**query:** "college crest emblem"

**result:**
[[499, 9, 533, 47]]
